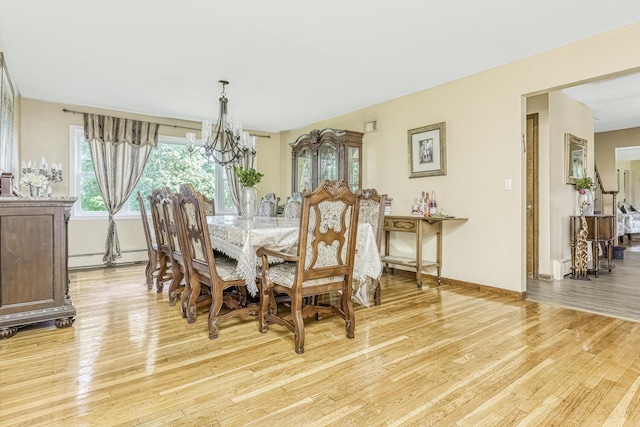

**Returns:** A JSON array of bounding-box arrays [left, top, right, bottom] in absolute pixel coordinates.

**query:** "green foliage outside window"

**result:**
[[79, 141, 225, 213]]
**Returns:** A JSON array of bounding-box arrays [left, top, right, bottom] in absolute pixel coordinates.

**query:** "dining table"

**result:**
[[206, 215, 382, 304]]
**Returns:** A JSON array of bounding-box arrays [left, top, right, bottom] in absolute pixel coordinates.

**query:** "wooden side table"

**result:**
[[569, 215, 615, 278], [382, 215, 467, 288]]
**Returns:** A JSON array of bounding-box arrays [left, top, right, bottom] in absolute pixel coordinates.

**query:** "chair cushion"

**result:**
[[215, 257, 242, 281], [266, 262, 345, 289]]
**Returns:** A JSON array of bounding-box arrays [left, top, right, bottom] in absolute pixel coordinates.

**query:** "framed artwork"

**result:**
[[408, 121, 446, 178], [0, 52, 16, 175]]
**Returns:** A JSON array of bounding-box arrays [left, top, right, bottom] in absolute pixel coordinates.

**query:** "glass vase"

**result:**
[[240, 186, 257, 220], [577, 189, 594, 216], [29, 185, 39, 197]]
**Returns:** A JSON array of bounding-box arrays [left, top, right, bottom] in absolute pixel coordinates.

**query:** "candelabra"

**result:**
[[20, 157, 63, 197]]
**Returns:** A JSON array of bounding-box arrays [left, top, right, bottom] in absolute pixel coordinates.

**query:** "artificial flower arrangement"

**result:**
[[19, 171, 47, 188]]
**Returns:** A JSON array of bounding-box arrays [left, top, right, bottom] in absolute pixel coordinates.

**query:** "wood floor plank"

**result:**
[[1, 265, 640, 425]]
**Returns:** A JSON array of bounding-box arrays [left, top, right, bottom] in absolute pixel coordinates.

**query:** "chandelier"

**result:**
[[188, 80, 256, 166]]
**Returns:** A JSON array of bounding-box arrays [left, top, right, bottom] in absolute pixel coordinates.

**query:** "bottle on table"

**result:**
[[424, 192, 431, 217], [430, 191, 437, 216]]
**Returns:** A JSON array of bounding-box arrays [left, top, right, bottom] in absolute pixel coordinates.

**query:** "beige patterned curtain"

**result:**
[[225, 149, 256, 215], [83, 113, 159, 265]]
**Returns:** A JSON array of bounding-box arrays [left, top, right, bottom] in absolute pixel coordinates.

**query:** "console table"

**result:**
[[569, 214, 615, 278], [382, 215, 467, 288], [0, 197, 77, 338]]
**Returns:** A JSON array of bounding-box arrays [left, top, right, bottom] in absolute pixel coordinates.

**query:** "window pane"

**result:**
[[79, 139, 94, 173], [73, 124, 231, 217], [223, 175, 235, 211], [80, 175, 106, 211], [128, 144, 217, 212]]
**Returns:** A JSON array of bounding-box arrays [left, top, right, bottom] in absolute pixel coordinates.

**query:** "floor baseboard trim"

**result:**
[[385, 269, 526, 300], [439, 276, 527, 300]]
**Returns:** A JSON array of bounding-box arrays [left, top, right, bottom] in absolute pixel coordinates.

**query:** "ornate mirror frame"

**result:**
[[565, 133, 587, 185]]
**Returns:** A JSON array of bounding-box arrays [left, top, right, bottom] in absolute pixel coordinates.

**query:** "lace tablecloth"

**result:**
[[207, 215, 382, 301]]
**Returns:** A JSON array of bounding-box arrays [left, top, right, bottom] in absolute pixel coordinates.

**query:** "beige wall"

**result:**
[[616, 159, 631, 202], [595, 127, 640, 212], [19, 98, 281, 265], [14, 23, 640, 285], [595, 127, 640, 190], [632, 160, 640, 206], [548, 91, 594, 267], [278, 23, 640, 292]]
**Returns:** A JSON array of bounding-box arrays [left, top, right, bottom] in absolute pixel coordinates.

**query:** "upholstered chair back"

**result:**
[[283, 192, 303, 218], [258, 192, 280, 217]]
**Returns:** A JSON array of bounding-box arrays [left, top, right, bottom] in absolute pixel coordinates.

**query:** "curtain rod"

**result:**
[[61, 108, 271, 138]]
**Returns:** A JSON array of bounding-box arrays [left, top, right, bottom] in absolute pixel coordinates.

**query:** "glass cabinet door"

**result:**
[[297, 147, 312, 192], [319, 144, 337, 182], [347, 146, 360, 192]]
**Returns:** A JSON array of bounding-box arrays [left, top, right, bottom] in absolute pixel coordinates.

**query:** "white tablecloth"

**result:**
[[207, 215, 382, 301]]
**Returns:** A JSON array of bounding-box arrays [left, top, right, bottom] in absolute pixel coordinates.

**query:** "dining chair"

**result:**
[[136, 191, 160, 289], [174, 183, 257, 338], [282, 191, 302, 218], [359, 188, 387, 306], [202, 194, 215, 216], [161, 189, 189, 306], [148, 188, 174, 294], [257, 180, 361, 354], [258, 192, 280, 217]]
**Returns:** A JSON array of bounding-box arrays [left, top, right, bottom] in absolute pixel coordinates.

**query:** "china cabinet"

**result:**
[[0, 197, 76, 338], [290, 128, 363, 193]]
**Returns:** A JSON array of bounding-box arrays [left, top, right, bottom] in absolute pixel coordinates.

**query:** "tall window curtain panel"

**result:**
[[83, 113, 159, 265]]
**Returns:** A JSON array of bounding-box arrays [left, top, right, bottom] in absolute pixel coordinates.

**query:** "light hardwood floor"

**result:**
[[1, 266, 640, 426], [527, 246, 640, 322]]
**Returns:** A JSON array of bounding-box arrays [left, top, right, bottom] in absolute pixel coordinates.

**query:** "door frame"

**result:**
[[526, 113, 539, 279]]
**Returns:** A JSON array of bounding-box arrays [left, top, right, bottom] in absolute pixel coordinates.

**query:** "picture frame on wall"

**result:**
[[408, 121, 446, 178], [0, 52, 16, 175]]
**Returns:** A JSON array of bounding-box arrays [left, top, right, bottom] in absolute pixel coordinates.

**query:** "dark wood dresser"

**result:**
[[0, 197, 77, 338]]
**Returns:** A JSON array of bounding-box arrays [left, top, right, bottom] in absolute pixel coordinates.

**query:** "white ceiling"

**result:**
[[563, 73, 640, 133], [1, 1, 640, 133]]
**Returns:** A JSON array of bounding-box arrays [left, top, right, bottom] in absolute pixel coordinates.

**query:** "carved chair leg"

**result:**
[[168, 270, 183, 306], [373, 279, 381, 306], [292, 303, 305, 354], [156, 256, 167, 293], [259, 282, 270, 333], [145, 252, 157, 290], [185, 275, 201, 324], [180, 274, 192, 319], [343, 289, 355, 339], [208, 284, 224, 339]]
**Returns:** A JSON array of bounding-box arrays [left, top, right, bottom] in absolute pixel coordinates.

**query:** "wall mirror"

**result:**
[[565, 133, 587, 184]]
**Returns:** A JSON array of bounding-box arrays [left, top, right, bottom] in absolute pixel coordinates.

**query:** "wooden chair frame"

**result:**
[[161, 189, 189, 306], [136, 191, 158, 289], [257, 180, 361, 354], [148, 188, 173, 294], [174, 183, 257, 338], [360, 188, 387, 306]]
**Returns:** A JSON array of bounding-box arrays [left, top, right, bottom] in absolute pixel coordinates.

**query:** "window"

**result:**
[[70, 125, 235, 218]]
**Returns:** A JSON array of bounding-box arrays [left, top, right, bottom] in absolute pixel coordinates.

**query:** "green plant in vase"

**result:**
[[575, 177, 593, 194], [575, 176, 594, 216], [233, 166, 264, 187], [233, 167, 264, 220]]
